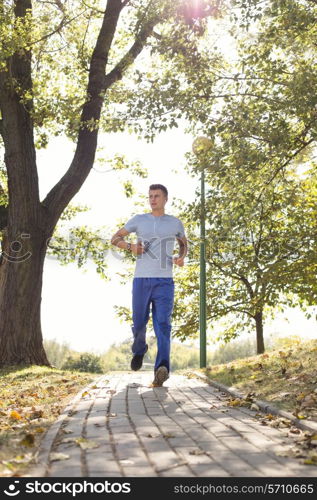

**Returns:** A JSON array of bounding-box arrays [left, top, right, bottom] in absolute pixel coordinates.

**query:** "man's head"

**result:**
[[149, 184, 168, 211]]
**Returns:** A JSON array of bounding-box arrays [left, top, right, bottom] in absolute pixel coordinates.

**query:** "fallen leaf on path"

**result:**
[[20, 434, 35, 447], [8, 454, 33, 464], [227, 399, 243, 407], [50, 452, 70, 462], [60, 437, 77, 444], [303, 459, 317, 465], [10, 410, 23, 420], [29, 409, 43, 419], [289, 427, 301, 434], [75, 438, 99, 450], [251, 403, 260, 411], [189, 450, 205, 456]]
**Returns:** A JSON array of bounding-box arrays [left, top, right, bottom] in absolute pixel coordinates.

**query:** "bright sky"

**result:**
[[38, 128, 316, 354]]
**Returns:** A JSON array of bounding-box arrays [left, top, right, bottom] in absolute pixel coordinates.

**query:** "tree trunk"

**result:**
[[254, 310, 265, 354], [0, 0, 161, 367], [0, 225, 50, 366]]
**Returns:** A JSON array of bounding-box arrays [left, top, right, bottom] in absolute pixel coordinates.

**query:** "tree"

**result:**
[[172, 168, 317, 354], [62, 352, 103, 373], [108, 0, 317, 357], [0, 0, 220, 366]]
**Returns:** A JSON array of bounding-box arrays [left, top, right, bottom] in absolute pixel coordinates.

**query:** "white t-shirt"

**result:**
[[124, 213, 185, 277]]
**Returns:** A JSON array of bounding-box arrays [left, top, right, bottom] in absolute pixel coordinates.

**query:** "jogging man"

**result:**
[[111, 184, 187, 387]]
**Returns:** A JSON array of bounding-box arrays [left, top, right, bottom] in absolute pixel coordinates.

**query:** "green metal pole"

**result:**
[[200, 166, 207, 368]]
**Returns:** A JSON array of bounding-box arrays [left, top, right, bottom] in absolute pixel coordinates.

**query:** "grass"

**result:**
[[0, 365, 99, 477], [189, 338, 317, 421]]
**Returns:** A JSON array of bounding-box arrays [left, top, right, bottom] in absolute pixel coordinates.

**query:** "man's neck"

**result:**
[[151, 209, 165, 216]]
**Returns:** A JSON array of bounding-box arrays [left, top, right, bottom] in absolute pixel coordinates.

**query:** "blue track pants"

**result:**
[[131, 277, 174, 373]]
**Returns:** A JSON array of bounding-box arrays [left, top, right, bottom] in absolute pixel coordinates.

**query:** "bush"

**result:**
[[62, 353, 104, 373], [210, 338, 257, 365], [43, 338, 72, 368]]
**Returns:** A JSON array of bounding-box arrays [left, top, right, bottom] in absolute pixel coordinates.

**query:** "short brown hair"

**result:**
[[149, 184, 168, 198]]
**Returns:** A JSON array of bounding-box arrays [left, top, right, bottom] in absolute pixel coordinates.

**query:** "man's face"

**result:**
[[149, 189, 167, 210]]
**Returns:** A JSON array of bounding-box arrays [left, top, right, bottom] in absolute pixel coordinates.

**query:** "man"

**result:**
[[111, 184, 187, 387]]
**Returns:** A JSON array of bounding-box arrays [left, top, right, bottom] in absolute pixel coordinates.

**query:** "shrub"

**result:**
[[62, 353, 104, 373], [43, 338, 72, 368]]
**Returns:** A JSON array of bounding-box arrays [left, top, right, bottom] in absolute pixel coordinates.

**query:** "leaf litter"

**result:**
[[0, 366, 98, 476]]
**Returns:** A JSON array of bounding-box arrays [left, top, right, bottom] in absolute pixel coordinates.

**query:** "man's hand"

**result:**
[[173, 256, 185, 267], [131, 242, 145, 255]]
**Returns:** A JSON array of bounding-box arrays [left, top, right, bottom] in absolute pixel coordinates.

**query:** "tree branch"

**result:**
[[104, 16, 159, 88], [0, 180, 8, 230], [0, 0, 41, 221], [0, 204, 8, 230], [254, 132, 316, 204], [42, 0, 124, 226], [237, 274, 255, 298], [29, 10, 88, 46], [43, 1, 161, 230]]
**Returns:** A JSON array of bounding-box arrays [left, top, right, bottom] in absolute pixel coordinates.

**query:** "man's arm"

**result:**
[[111, 227, 145, 255], [173, 235, 188, 267]]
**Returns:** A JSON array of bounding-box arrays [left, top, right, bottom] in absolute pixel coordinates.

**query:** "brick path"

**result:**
[[35, 372, 316, 477]]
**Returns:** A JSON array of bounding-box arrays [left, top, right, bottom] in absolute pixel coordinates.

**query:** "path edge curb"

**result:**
[[191, 370, 317, 434], [26, 375, 105, 477]]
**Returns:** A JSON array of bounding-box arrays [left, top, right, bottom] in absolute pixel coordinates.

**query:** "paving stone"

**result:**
[[83, 434, 112, 446], [115, 447, 149, 463], [121, 466, 157, 477], [118, 456, 153, 467], [86, 452, 117, 472], [75, 401, 93, 412], [218, 436, 261, 453], [177, 448, 215, 466], [186, 428, 221, 442], [142, 441, 174, 456], [166, 437, 199, 448], [33, 371, 314, 478], [85, 427, 110, 440], [219, 459, 261, 477], [147, 450, 185, 470], [159, 466, 195, 477], [239, 452, 285, 468], [49, 466, 84, 477], [89, 472, 123, 477], [239, 431, 279, 449], [191, 463, 231, 477]]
